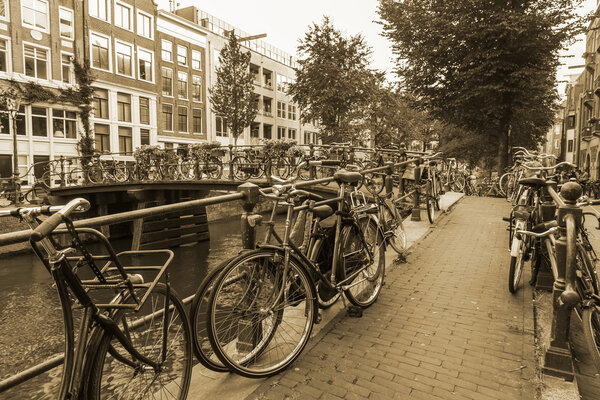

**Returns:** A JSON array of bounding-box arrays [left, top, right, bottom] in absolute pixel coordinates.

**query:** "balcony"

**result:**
[[584, 90, 595, 108], [593, 120, 600, 136], [583, 125, 593, 141], [596, 77, 600, 96], [586, 52, 596, 72]]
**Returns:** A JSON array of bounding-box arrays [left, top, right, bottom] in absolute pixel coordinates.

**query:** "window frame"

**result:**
[[140, 128, 150, 146], [137, 46, 154, 83], [139, 97, 150, 126], [21, 0, 49, 33], [161, 66, 173, 97], [161, 39, 173, 63], [0, 0, 10, 22], [177, 106, 188, 133], [192, 108, 202, 134], [31, 106, 48, 138], [192, 75, 202, 103], [90, 31, 111, 72], [162, 103, 173, 132], [52, 108, 78, 139], [60, 52, 73, 84], [0, 35, 11, 74], [215, 115, 227, 137], [136, 9, 153, 39], [192, 50, 202, 71], [23, 42, 50, 80], [177, 45, 188, 66], [114, 1, 133, 31], [94, 123, 111, 153], [118, 126, 133, 154], [88, 0, 110, 23], [93, 88, 109, 120], [114, 40, 134, 78], [116, 92, 132, 123], [58, 6, 74, 40], [177, 71, 188, 100]]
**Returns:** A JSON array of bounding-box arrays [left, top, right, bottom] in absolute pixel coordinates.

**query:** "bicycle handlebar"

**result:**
[[30, 198, 91, 242], [309, 160, 341, 167], [521, 161, 576, 171], [516, 226, 559, 239]]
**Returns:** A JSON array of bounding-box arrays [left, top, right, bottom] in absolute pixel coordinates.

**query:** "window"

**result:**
[[288, 128, 296, 140], [263, 98, 272, 116], [16, 106, 26, 136], [89, 0, 108, 21], [137, 11, 153, 39], [140, 128, 150, 145], [192, 76, 202, 102], [192, 108, 202, 133], [24, 45, 48, 79], [216, 116, 227, 137], [31, 107, 47, 137], [277, 101, 286, 118], [568, 139, 574, 152], [162, 104, 173, 131], [22, 0, 48, 31], [118, 126, 132, 153], [117, 93, 131, 122], [114, 2, 131, 30], [178, 71, 188, 99], [277, 74, 286, 92], [177, 45, 187, 65], [59, 7, 73, 39], [93, 88, 109, 119], [0, 110, 8, 133], [115, 42, 133, 76], [277, 126, 286, 139], [139, 97, 150, 125], [250, 64, 260, 84], [0, 39, 7, 72], [161, 40, 172, 62], [91, 33, 110, 70], [263, 124, 272, 139], [263, 70, 272, 88], [178, 106, 187, 132], [288, 105, 296, 120], [164, 142, 173, 150], [61, 53, 72, 83], [251, 123, 259, 138], [192, 50, 202, 70], [138, 48, 153, 82], [52, 109, 77, 138], [94, 123, 110, 152], [0, 0, 8, 20], [162, 67, 173, 96], [567, 115, 575, 129]]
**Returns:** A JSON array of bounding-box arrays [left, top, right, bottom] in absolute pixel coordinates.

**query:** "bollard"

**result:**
[[59, 157, 66, 187], [385, 162, 394, 196], [411, 159, 422, 221], [309, 144, 315, 180], [266, 157, 272, 185], [348, 146, 355, 165], [238, 182, 260, 250], [228, 144, 234, 180], [534, 180, 558, 291], [543, 181, 582, 380]]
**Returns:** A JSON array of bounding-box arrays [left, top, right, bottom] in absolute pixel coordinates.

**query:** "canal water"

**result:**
[[0, 215, 282, 399]]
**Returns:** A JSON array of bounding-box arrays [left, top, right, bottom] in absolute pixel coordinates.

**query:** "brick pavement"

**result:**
[[248, 196, 537, 400]]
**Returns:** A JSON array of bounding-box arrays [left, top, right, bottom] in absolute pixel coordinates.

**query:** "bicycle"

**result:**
[[0, 198, 193, 399], [204, 164, 385, 378], [86, 155, 128, 184]]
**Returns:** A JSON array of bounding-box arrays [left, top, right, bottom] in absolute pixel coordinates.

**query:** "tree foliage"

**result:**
[[289, 17, 379, 143], [209, 34, 258, 145], [378, 0, 584, 170]]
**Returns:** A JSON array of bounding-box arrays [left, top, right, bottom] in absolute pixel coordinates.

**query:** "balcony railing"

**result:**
[[584, 90, 595, 108], [583, 125, 593, 140], [593, 120, 600, 136]]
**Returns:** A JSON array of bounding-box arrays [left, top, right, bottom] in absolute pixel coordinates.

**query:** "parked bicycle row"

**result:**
[[0, 153, 456, 398], [502, 147, 600, 374]]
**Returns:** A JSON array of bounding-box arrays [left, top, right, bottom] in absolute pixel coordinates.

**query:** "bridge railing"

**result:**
[[0, 157, 424, 394]]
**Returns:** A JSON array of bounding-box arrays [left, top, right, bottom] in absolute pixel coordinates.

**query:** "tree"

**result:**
[[289, 17, 379, 143], [378, 0, 584, 172], [209, 33, 258, 145]]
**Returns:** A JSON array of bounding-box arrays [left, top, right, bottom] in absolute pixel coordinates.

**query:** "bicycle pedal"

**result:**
[[346, 306, 363, 318]]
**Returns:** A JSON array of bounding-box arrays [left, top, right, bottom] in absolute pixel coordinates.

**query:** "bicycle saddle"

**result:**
[[333, 170, 362, 185], [311, 205, 334, 220], [518, 177, 546, 187]]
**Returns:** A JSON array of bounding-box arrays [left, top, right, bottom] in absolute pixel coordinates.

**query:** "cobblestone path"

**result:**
[[248, 196, 536, 400]]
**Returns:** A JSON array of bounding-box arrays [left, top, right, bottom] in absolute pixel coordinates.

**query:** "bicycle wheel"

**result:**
[[364, 163, 385, 195], [339, 216, 385, 307], [113, 164, 128, 182], [271, 157, 290, 179], [207, 157, 223, 179], [297, 160, 311, 181], [508, 224, 527, 293], [87, 165, 104, 184], [179, 161, 195, 180], [383, 202, 407, 254], [69, 168, 84, 185], [232, 156, 252, 181], [426, 195, 435, 224], [451, 172, 465, 192], [582, 305, 600, 371], [206, 249, 316, 378], [190, 263, 230, 372], [498, 173, 510, 197], [308, 233, 341, 309], [86, 283, 192, 399]]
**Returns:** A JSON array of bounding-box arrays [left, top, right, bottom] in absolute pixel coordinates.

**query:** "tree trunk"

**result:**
[[496, 126, 509, 174]]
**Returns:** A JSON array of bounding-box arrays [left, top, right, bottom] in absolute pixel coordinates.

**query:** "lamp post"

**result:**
[[6, 97, 21, 205]]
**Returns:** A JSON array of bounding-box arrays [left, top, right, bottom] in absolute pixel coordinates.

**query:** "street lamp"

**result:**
[[0, 90, 22, 205]]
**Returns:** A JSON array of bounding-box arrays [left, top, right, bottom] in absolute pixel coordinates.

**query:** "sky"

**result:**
[[159, 0, 596, 96]]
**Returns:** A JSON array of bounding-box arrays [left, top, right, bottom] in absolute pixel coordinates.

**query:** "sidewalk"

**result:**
[[247, 196, 537, 400], [186, 192, 465, 399]]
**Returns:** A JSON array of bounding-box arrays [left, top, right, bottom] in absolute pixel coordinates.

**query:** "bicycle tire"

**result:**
[[232, 156, 252, 181], [69, 168, 84, 185], [339, 216, 385, 307], [206, 248, 316, 378], [113, 164, 128, 183], [364, 162, 385, 195], [85, 283, 192, 399], [272, 157, 290, 179], [582, 305, 600, 371], [207, 157, 223, 179], [509, 236, 526, 293], [426, 195, 435, 223], [297, 160, 311, 181], [383, 202, 407, 254], [87, 165, 104, 184], [190, 263, 230, 372], [498, 172, 510, 197], [179, 161, 195, 180]]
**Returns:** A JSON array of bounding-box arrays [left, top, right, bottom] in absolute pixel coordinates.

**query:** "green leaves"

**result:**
[[209, 34, 258, 145]]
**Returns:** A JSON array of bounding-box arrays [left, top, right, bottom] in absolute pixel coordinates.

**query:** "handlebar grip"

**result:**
[[590, 199, 600, 206], [31, 213, 64, 242], [320, 160, 341, 167], [532, 220, 558, 233]]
